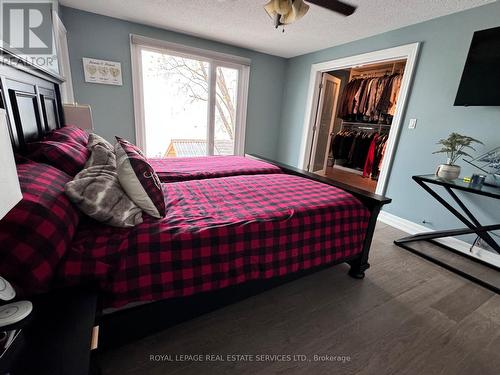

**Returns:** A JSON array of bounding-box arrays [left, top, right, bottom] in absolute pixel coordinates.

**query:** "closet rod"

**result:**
[[342, 122, 391, 127], [340, 121, 392, 133], [351, 70, 403, 79], [351, 63, 405, 78]]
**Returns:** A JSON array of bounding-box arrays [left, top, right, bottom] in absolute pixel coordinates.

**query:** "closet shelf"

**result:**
[[340, 121, 392, 132], [341, 121, 391, 127]]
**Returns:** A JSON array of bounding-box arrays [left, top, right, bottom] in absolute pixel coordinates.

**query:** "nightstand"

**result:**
[[0, 287, 98, 375]]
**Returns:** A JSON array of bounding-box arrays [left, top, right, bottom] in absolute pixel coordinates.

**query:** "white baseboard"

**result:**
[[378, 211, 500, 268]]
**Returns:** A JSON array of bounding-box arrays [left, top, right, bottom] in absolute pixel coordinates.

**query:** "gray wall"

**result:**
[[61, 6, 287, 159], [277, 2, 500, 245]]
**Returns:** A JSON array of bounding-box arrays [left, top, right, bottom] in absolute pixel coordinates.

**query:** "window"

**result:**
[[131, 35, 250, 158]]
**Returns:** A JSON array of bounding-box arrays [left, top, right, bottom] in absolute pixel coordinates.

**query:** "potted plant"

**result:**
[[433, 133, 483, 180]]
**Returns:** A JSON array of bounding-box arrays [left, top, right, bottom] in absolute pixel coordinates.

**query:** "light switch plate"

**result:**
[[408, 118, 417, 129]]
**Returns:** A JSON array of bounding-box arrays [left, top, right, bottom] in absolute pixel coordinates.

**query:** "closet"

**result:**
[[309, 59, 406, 193]]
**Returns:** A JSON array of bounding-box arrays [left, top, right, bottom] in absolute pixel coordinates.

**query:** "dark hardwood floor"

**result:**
[[98, 223, 500, 375]]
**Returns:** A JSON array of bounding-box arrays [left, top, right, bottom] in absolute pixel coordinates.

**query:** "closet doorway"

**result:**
[[300, 43, 420, 195]]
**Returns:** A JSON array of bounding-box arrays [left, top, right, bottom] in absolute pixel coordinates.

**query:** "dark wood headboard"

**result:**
[[0, 47, 65, 152]]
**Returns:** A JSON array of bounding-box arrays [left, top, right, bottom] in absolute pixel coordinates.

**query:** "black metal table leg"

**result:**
[[395, 240, 500, 294], [444, 186, 500, 252], [395, 223, 500, 245], [413, 179, 499, 253]]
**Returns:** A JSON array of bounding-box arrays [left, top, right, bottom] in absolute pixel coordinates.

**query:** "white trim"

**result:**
[[130, 34, 251, 66], [207, 63, 216, 155], [234, 65, 250, 155], [130, 35, 249, 155], [299, 43, 420, 196], [130, 41, 147, 152], [378, 211, 500, 268], [52, 11, 74, 104]]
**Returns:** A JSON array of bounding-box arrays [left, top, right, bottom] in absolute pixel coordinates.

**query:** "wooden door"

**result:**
[[309, 74, 341, 174]]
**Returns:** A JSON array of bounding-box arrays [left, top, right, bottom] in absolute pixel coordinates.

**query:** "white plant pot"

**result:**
[[436, 164, 461, 180]]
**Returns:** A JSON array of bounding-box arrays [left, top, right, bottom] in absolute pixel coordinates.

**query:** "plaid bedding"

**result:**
[[148, 156, 282, 182], [44, 125, 89, 146], [58, 174, 370, 308], [27, 140, 90, 176], [0, 160, 80, 293]]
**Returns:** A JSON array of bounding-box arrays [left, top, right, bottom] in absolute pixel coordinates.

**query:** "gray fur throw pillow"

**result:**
[[85, 143, 116, 168], [87, 133, 114, 151], [65, 165, 143, 228]]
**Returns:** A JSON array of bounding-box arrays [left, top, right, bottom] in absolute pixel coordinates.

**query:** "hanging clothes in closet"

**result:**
[[363, 133, 379, 177], [330, 130, 389, 179], [338, 74, 403, 124], [364, 133, 388, 179]]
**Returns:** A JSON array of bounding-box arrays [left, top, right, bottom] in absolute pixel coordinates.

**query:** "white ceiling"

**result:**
[[60, 0, 495, 58]]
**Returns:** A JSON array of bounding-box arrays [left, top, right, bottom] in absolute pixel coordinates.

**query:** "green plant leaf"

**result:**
[[433, 133, 483, 160]]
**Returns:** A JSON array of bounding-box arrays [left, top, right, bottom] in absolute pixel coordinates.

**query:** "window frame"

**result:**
[[130, 34, 250, 156]]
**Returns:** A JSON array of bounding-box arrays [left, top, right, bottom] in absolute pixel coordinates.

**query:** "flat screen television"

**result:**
[[455, 26, 500, 106]]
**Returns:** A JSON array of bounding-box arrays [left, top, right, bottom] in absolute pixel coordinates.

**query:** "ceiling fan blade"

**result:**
[[306, 0, 357, 16]]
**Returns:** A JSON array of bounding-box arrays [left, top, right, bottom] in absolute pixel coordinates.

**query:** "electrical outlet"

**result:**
[[408, 118, 417, 129]]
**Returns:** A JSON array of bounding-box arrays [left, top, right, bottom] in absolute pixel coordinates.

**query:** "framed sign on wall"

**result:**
[[83, 58, 123, 86]]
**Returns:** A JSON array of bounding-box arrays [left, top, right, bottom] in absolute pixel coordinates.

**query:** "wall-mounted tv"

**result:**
[[455, 26, 500, 106]]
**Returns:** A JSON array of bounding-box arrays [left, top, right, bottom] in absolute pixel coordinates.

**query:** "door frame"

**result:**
[[299, 43, 420, 195], [309, 73, 341, 174], [130, 34, 250, 156]]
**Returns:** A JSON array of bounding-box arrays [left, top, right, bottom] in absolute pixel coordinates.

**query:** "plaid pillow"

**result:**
[[0, 160, 80, 294], [115, 136, 145, 156], [27, 140, 90, 176], [44, 125, 88, 146], [115, 136, 165, 218]]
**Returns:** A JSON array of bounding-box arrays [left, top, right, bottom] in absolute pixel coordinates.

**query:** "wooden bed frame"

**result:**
[[0, 48, 64, 151], [1, 47, 392, 350]]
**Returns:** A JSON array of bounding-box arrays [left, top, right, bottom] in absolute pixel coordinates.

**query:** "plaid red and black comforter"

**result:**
[[58, 174, 370, 308], [148, 156, 282, 182]]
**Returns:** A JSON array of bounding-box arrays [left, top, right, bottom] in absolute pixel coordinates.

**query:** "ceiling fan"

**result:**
[[264, 0, 357, 29]]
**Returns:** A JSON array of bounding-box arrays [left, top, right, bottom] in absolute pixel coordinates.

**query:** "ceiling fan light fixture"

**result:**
[[281, 0, 309, 24], [264, 0, 309, 26], [264, 0, 290, 17]]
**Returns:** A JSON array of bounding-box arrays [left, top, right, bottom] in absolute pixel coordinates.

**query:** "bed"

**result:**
[[148, 155, 282, 182], [0, 46, 391, 349], [58, 173, 370, 308]]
